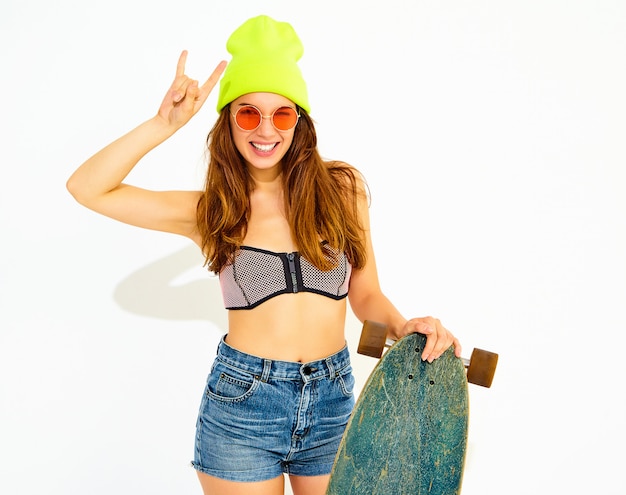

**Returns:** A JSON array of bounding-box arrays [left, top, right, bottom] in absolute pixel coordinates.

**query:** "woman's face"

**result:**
[[229, 92, 298, 177]]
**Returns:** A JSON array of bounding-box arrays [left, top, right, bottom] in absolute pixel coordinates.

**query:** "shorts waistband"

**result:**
[[216, 335, 351, 381]]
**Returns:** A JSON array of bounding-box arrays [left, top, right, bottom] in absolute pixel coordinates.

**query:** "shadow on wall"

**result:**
[[113, 244, 228, 332]]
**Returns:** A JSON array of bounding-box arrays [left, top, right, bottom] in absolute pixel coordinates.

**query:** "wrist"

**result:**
[[386, 319, 408, 341], [149, 114, 181, 137]]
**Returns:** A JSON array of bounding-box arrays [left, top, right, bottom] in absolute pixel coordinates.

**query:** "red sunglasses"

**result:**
[[231, 105, 300, 131]]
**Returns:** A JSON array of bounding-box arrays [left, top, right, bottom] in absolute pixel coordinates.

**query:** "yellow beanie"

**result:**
[[217, 15, 310, 113]]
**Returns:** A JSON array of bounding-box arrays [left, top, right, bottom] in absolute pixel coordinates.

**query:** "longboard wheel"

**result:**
[[357, 320, 388, 358], [466, 348, 499, 388]]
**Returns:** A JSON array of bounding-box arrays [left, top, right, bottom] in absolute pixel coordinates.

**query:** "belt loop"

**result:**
[[325, 357, 336, 380], [261, 359, 272, 382]]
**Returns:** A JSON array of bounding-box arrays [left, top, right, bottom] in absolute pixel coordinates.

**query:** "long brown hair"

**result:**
[[196, 105, 367, 273]]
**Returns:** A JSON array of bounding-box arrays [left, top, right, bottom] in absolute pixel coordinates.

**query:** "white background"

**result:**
[[1, 0, 625, 494]]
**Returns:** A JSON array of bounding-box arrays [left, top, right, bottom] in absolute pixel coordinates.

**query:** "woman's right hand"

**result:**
[[157, 51, 227, 129]]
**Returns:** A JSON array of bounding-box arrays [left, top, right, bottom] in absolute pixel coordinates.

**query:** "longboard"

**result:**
[[327, 321, 497, 494]]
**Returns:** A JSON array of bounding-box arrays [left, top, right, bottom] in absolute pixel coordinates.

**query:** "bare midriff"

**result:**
[[224, 292, 348, 363]]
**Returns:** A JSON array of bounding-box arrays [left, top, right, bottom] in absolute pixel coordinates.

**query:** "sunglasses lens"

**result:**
[[272, 107, 299, 130], [235, 106, 262, 130]]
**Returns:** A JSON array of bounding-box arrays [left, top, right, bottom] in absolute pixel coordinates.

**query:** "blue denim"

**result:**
[[191, 336, 355, 482]]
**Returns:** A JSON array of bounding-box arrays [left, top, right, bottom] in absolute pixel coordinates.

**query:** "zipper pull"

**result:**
[[287, 253, 298, 293]]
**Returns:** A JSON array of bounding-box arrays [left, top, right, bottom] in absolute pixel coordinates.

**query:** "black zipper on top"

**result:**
[[287, 252, 298, 293]]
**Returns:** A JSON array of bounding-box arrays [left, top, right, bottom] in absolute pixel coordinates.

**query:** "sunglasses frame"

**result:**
[[230, 104, 301, 132]]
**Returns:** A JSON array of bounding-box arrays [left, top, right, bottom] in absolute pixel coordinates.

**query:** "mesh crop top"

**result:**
[[219, 245, 352, 310]]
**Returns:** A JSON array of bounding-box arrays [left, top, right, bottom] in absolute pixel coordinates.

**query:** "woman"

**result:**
[[67, 15, 460, 495]]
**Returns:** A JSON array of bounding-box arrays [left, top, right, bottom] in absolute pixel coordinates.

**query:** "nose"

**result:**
[[256, 114, 275, 136]]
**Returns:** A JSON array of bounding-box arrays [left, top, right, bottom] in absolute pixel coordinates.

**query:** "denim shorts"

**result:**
[[191, 336, 355, 482]]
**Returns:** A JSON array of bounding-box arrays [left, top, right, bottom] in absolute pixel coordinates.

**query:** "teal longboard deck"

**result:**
[[326, 333, 469, 495]]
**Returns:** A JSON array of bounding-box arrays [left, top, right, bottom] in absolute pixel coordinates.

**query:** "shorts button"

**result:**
[[302, 366, 312, 375]]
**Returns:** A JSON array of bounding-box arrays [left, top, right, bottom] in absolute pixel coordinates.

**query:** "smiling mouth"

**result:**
[[251, 142, 278, 152]]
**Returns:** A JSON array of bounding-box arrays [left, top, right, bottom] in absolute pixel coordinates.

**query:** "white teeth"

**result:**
[[251, 142, 277, 152]]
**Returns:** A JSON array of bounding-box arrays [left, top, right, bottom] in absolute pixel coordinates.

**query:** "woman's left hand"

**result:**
[[400, 317, 461, 362]]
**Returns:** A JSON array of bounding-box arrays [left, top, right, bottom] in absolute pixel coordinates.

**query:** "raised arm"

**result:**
[[66, 51, 226, 241], [347, 177, 461, 362]]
